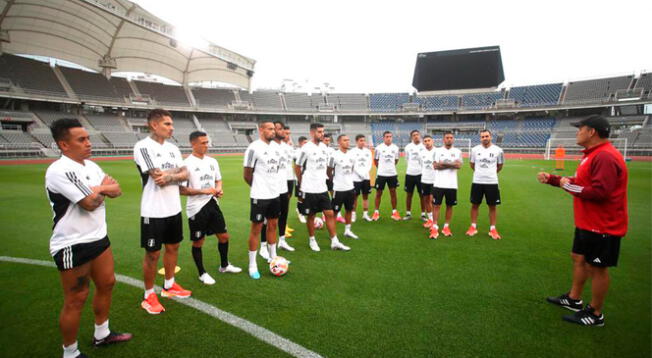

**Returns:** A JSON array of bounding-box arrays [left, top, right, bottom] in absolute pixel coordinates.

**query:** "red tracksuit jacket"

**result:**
[[547, 141, 628, 237]]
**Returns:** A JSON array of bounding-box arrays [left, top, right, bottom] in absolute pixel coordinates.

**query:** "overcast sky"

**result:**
[[132, 0, 651, 93]]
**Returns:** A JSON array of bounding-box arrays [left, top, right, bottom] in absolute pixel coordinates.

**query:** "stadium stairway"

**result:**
[[52, 66, 78, 100]]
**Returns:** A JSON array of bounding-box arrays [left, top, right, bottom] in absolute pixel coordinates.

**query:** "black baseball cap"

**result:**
[[571, 115, 610, 138]]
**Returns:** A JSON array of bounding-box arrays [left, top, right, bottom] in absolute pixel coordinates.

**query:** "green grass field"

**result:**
[[0, 156, 650, 358]]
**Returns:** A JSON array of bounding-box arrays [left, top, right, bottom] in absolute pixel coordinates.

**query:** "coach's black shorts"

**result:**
[[404, 174, 422, 194], [572, 228, 621, 267], [299, 192, 332, 215], [141, 213, 183, 252], [420, 183, 434, 197], [326, 179, 334, 192], [332, 190, 355, 213], [376, 175, 399, 190], [189, 199, 227, 240], [53, 236, 110, 271], [287, 180, 296, 196], [433, 187, 458, 206], [354, 180, 372, 195], [250, 197, 281, 223], [470, 183, 501, 205]]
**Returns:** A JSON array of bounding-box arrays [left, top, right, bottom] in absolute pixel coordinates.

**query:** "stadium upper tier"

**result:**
[[0, 54, 650, 113]]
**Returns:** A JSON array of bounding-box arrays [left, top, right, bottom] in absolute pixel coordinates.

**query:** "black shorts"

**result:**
[[470, 183, 501, 205], [326, 179, 334, 192], [433, 187, 458, 206], [53, 236, 110, 271], [375, 175, 399, 190], [141, 213, 183, 252], [572, 228, 622, 267], [287, 180, 295, 196], [332, 190, 355, 213], [299, 192, 332, 215], [250, 197, 281, 223], [189, 199, 227, 240], [404, 174, 422, 194], [420, 183, 434, 197], [353, 180, 372, 195]]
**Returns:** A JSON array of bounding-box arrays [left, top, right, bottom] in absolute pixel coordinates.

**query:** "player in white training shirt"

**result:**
[[418, 135, 437, 234], [294, 136, 309, 224], [403, 130, 427, 221], [467, 129, 504, 240], [431, 132, 463, 239], [134, 109, 191, 314], [327, 134, 359, 239], [46, 119, 131, 358], [350, 134, 373, 222], [372, 131, 401, 221], [282, 125, 297, 238], [295, 123, 350, 251], [181, 131, 241, 286], [323, 133, 335, 196], [243, 121, 282, 279]]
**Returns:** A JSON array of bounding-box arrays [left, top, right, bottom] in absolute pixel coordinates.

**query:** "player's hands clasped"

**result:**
[[536, 172, 550, 184]]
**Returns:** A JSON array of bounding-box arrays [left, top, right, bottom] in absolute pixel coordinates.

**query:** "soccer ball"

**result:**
[[313, 217, 324, 229], [269, 256, 289, 277]]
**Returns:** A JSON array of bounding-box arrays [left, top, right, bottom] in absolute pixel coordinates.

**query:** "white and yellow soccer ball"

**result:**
[[313, 217, 324, 229], [269, 256, 289, 277]]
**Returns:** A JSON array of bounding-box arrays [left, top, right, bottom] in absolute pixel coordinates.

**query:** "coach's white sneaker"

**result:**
[[352, 212, 357, 223], [259, 245, 270, 260], [198, 273, 216, 285], [344, 230, 359, 239], [331, 238, 351, 251], [219, 264, 242, 274], [279, 238, 295, 252], [297, 210, 307, 224], [309, 238, 321, 252]]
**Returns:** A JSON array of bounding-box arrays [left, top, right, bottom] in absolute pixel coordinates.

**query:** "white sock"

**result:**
[[268, 243, 277, 259], [428, 213, 433, 220], [309, 236, 316, 241], [406, 211, 411, 216], [63, 342, 80, 358], [331, 236, 339, 243], [144, 288, 155, 299], [433, 224, 439, 230], [363, 211, 370, 217], [248, 250, 258, 271], [374, 210, 379, 214], [345, 224, 351, 231], [337, 212, 343, 218], [444, 223, 449, 228], [392, 209, 397, 214], [421, 212, 426, 217], [164, 277, 174, 290], [279, 236, 286, 244], [490, 225, 496, 231], [94, 319, 110, 340], [471, 223, 477, 228]]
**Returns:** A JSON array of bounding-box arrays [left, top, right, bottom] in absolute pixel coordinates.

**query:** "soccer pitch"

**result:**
[[0, 156, 650, 358]]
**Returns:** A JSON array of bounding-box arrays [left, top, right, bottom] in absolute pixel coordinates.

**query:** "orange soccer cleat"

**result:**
[[391, 211, 402, 221], [422, 219, 433, 229], [441, 226, 453, 237], [141, 292, 165, 314], [465, 225, 478, 237], [489, 228, 502, 240], [371, 211, 380, 221], [428, 227, 439, 240], [161, 282, 192, 298]]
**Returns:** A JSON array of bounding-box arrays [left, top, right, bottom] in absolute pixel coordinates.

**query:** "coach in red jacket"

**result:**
[[537, 115, 628, 327]]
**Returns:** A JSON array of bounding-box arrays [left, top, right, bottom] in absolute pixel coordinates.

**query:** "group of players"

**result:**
[[44, 108, 506, 358]]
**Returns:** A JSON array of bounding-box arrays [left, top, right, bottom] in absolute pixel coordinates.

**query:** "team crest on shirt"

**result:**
[[210, 165, 215, 171], [170, 152, 176, 158]]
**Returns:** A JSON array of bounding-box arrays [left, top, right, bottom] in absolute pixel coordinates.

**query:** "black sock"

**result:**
[[191, 246, 205, 275], [218, 242, 229, 268]]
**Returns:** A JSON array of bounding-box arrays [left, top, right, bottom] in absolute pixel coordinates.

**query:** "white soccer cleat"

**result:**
[[198, 272, 216, 285], [363, 213, 372, 222], [279, 239, 295, 252], [344, 230, 359, 239], [298, 214, 307, 224], [259, 245, 270, 260], [331, 239, 351, 251], [219, 264, 242, 274], [351, 212, 357, 223], [309, 238, 321, 252]]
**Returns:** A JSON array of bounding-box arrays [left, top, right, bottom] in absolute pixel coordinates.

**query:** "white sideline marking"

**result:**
[[0, 256, 324, 358]]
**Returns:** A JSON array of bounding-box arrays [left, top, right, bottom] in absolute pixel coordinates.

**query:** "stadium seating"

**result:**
[[109, 77, 134, 99], [0, 130, 39, 147], [133, 80, 189, 106], [102, 131, 140, 147], [507, 83, 562, 107], [59, 67, 123, 102], [461, 91, 504, 110], [0, 54, 67, 97], [414, 95, 459, 111], [239, 91, 283, 111], [284, 93, 315, 112], [635, 73, 651, 93], [192, 88, 235, 108], [369, 93, 410, 112], [327, 93, 369, 111], [564, 75, 633, 103], [85, 114, 130, 132]]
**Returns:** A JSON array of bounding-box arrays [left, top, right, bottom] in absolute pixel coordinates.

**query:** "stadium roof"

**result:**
[[0, 0, 255, 89]]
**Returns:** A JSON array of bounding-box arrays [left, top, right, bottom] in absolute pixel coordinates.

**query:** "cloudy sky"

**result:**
[[133, 0, 651, 93]]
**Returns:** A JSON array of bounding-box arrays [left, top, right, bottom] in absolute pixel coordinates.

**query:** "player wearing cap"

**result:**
[[181, 131, 241, 286], [350, 134, 373, 222], [431, 132, 462, 239], [403, 130, 426, 221], [46, 118, 131, 358], [538, 115, 628, 326], [328, 134, 359, 239], [466, 129, 504, 240], [134, 109, 191, 314], [372, 131, 401, 221]]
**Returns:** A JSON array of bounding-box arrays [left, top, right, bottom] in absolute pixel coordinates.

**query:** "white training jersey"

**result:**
[[433, 146, 463, 189], [374, 143, 400, 177], [419, 146, 437, 184], [184, 154, 222, 218], [134, 136, 184, 218], [243, 139, 281, 200], [297, 141, 329, 193], [470, 144, 504, 184], [328, 149, 356, 191], [404, 142, 425, 176], [350, 146, 372, 181], [282, 142, 296, 181], [45, 155, 107, 256], [271, 141, 288, 194]]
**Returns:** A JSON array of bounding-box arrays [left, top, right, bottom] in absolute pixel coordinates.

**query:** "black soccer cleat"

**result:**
[[546, 293, 583, 312], [93, 331, 133, 347], [562, 304, 605, 327]]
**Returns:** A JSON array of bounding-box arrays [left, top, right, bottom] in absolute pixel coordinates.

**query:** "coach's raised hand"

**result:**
[[537, 172, 550, 184]]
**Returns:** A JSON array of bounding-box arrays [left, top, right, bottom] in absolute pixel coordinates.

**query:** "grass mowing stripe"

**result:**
[[0, 256, 324, 358]]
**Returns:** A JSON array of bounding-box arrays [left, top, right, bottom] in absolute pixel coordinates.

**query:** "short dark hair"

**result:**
[[50, 118, 83, 142], [443, 131, 454, 136], [258, 119, 273, 127], [355, 134, 366, 141], [337, 134, 348, 141], [284, 125, 291, 130], [147, 108, 172, 122], [273, 120, 285, 129], [324, 133, 332, 139], [310, 123, 324, 130], [298, 136, 308, 143], [410, 129, 420, 136], [383, 131, 392, 137], [423, 135, 432, 140], [189, 131, 207, 142], [480, 129, 491, 135]]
